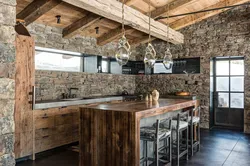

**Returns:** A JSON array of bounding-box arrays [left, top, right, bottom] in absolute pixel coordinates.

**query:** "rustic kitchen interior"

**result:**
[[1, 0, 250, 166]]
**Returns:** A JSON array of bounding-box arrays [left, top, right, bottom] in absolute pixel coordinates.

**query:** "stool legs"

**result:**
[[198, 123, 200, 151], [155, 139, 159, 166], [189, 122, 201, 156], [186, 127, 189, 160], [170, 136, 172, 165], [191, 125, 194, 156], [177, 130, 180, 166]]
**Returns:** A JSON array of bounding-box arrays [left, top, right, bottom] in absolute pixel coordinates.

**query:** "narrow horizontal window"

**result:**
[[35, 47, 83, 72]]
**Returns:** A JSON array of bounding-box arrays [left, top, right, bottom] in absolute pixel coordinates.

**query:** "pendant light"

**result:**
[[163, 3, 173, 70], [144, 0, 156, 68], [115, 0, 131, 66]]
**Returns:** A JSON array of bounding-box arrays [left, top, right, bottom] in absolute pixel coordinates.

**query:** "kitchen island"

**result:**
[[79, 98, 198, 166]]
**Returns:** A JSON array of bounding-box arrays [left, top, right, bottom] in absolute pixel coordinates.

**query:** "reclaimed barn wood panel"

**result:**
[[15, 35, 35, 159], [80, 99, 197, 165], [34, 106, 80, 154], [80, 108, 137, 166]]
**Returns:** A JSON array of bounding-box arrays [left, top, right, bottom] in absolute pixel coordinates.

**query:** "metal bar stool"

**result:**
[[171, 112, 189, 166], [188, 106, 201, 156], [140, 117, 172, 166]]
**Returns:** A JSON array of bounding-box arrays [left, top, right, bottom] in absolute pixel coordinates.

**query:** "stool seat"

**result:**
[[188, 116, 200, 124], [140, 126, 171, 140], [171, 120, 188, 130]]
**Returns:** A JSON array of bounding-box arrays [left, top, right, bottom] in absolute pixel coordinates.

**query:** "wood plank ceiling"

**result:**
[[16, 0, 249, 46]]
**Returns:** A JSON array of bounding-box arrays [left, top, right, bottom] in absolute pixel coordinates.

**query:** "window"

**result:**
[[102, 58, 110, 73], [35, 47, 83, 72], [215, 58, 244, 109]]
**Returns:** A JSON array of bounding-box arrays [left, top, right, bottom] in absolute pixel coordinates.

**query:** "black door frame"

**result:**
[[210, 56, 244, 129]]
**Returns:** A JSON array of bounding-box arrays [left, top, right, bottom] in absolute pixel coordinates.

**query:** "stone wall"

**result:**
[[26, 23, 137, 100], [0, 0, 16, 165], [27, 23, 137, 60], [35, 70, 136, 100], [135, 6, 250, 131]]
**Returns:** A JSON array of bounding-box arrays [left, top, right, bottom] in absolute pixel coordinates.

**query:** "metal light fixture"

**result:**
[[144, 0, 156, 68], [115, 0, 131, 66], [56, 15, 61, 24], [163, 4, 173, 70]]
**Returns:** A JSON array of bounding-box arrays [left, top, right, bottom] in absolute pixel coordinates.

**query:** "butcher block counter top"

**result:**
[[83, 98, 197, 118], [79, 98, 198, 166]]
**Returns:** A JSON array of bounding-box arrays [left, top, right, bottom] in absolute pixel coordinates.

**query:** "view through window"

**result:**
[[35, 47, 83, 72]]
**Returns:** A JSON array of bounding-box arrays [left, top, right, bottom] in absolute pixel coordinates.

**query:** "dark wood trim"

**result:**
[[63, 13, 102, 39], [17, 0, 62, 26]]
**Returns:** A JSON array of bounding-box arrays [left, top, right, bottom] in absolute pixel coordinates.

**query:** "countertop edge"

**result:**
[[34, 96, 124, 110]]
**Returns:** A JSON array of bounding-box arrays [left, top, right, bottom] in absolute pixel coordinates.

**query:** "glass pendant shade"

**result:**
[[115, 35, 131, 66], [163, 48, 173, 69], [144, 43, 156, 68]]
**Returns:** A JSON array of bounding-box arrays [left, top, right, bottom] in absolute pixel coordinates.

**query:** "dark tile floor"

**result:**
[[17, 128, 250, 166]]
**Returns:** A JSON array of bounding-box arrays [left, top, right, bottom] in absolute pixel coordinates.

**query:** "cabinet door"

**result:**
[[35, 127, 55, 139], [35, 135, 56, 153], [55, 113, 73, 126], [35, 114, 55, 130]]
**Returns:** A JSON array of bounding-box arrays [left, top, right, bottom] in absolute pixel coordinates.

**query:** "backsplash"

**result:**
[[35, 70, 136, 101]]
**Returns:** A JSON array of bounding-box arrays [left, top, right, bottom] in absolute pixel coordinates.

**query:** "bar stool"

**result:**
[[171, 112, 189, 166], [140, 117, 172, 166], [188, 106, 201, 156]]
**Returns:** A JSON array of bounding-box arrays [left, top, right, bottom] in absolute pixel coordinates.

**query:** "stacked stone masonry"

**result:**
[[35, 70, 136, 101], [0, 0, 16, 165], [135, 6, 250, 131]]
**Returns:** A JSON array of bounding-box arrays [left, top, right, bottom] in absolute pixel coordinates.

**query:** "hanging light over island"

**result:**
[[115, 0, 131, 66], [144, 0, 156, 68]]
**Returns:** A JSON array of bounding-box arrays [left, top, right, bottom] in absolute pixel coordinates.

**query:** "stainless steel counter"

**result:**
[[34, 96, 133, 110]]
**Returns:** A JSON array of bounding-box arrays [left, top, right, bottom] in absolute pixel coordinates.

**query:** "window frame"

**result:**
[[35, 47, 84, 72], [214, 57, 244, 109]]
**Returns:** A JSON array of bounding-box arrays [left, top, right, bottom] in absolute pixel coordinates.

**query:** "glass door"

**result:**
[[212, 57, 244, 128]]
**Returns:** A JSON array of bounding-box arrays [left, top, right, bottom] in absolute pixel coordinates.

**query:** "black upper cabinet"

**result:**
[[84, 55, 200, 75], [172, 57, 200, 74]]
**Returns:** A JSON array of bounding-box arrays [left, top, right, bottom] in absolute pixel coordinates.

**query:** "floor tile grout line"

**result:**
[[222, 137, 240, 166]]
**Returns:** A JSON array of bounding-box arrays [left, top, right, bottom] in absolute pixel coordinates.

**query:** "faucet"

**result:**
[[69, 88, 79, 98]]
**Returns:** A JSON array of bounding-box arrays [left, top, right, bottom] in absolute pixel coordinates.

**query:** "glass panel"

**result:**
[[210, 77, 213, 92], [231, 93, 244, 108], [35, 51, 82, 72], [102, 60, 109, 73], [110, 61, 122, 74], [216, 77, 229, 91], [231, 77, 244, 92], [231, 60, 244, 75], [218, 93, 229, 108], [210, 60, 213, 76], [216, 60, 229, 75]]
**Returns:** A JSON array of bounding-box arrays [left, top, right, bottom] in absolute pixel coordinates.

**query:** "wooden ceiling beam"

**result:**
[[63, 13, 102, 39], [170, 0, 250, 30], [130, 36, 156, 47], [96, 0, 139, 46], [62, 0, 184, 44], [97, 26, 135, 46], [125, 0, 140, 6], [151, 0, 195, 19], [16, 0, 62, 26]]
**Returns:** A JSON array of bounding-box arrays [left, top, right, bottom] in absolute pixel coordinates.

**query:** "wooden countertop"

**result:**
[[81, 98, 197, 118]]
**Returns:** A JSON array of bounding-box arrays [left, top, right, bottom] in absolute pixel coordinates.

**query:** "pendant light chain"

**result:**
[[122, 0, 125, 36], [148, 0, 151, 43]]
